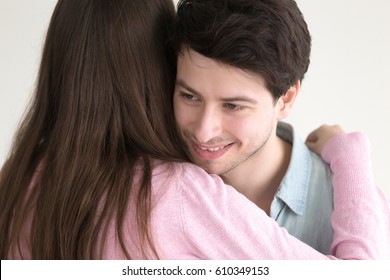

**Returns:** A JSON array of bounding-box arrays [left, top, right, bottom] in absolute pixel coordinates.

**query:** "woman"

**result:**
[[0, 0, 389, 259]]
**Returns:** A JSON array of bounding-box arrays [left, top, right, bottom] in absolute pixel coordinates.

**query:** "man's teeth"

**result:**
[[200, 146, 222, 152]]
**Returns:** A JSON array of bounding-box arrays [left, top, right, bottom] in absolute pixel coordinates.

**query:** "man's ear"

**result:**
[[276, 80, 300, 119]]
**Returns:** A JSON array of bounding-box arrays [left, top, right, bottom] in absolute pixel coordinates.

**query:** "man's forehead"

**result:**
[[177, 47, 267, 89]]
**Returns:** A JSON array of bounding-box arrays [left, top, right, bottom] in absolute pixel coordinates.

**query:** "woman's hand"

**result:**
[[305, 124, 345, 155]]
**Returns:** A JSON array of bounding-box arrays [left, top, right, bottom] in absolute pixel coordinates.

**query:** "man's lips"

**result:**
[[190, 141, 233, 160]]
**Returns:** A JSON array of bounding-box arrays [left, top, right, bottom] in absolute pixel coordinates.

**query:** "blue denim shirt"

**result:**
[[271, 122, 334, 254]]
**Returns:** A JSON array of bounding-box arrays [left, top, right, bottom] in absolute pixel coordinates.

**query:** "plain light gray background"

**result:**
[[1, 0, 389, 196]]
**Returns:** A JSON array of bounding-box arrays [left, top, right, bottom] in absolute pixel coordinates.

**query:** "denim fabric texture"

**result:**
[[271, 122, 334, 254]]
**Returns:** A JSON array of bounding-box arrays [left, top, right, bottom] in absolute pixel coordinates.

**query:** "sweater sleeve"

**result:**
[[177, 169, 329, 259], [322, 132, 390, 259], [176, 132, 390, 259]]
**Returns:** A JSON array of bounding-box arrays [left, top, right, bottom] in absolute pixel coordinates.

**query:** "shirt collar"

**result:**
[[274, 122, 312, 216]]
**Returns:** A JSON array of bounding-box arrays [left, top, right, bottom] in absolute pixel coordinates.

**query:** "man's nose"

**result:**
[[192, 107, 223, 144]]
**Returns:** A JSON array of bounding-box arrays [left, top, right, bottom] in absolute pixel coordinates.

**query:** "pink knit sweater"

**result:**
[[13, 133, 390, 259], [101, 132, 390, 259]]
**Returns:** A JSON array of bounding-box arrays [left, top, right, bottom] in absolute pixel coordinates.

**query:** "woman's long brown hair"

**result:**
[[0, 0, 187, 259]]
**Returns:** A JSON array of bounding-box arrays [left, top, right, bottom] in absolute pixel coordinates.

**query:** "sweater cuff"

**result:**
[[321, 132, 370, 165]]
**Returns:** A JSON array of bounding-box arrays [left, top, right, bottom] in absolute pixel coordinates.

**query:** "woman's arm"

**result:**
[[176, 129, 390, 259], [307, 125, 390, 258]]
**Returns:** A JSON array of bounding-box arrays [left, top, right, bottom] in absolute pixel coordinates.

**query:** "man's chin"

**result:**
[[190, 158, 215, 174], [195, 162, 223, 175]]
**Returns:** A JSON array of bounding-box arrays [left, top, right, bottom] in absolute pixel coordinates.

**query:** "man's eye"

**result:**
[[181, 93, 198, 101], [225, 103, 243, 111], [183, 94, 194, 99]]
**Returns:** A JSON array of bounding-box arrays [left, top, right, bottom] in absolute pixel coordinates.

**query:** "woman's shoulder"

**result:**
[[147, 161, 233, 258], [151, 160, 226, 194]]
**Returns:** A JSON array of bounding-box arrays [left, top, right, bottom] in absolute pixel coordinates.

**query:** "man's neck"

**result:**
[[221, 135, 292, 215]]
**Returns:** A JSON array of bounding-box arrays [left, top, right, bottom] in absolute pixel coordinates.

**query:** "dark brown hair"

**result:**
[[0, 0, 187, 259], [169, 0, 312, 98]]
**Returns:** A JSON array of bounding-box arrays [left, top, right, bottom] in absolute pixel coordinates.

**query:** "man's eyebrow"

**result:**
[[175, 79, 258, 104], [175, 79, 201, 96], [221, 96, 258, 104]]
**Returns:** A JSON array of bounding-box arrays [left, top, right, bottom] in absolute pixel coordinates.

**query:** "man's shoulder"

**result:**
[[277, 122, 333, 189]]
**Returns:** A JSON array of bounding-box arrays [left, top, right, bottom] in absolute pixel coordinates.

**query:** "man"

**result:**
[[169, 0, 334, 254]]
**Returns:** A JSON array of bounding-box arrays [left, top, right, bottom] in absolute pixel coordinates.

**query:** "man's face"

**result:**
[[174, 48, 281, 175]]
